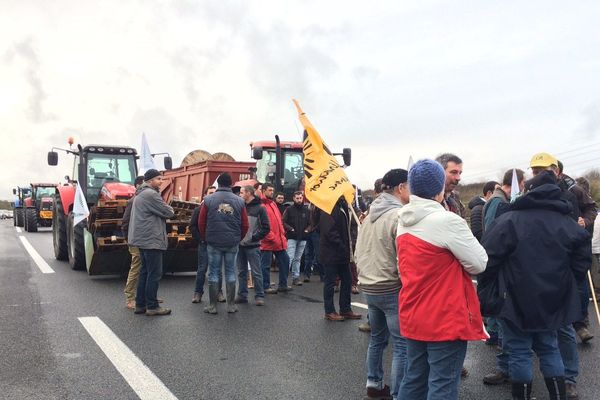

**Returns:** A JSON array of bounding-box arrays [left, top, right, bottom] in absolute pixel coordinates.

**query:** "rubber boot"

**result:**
[[203, 283, 218, 314], [511, 382, 532, 400], [544, 377, 566, 400], [226, 282, 238, 313]]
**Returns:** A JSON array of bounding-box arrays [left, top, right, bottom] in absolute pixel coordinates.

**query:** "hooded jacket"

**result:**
[[482, 187, 511, 233], [396, 195, 488, 342], [260, 196, 287, 252], [468, 196, 485, 241], [480, 183, 590, 331], [355, 192, 403, 295], [128, 184, 175, 250], [240, 196, 270, 248]]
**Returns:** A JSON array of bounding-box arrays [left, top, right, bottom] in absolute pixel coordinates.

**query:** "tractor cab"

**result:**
[[79, 145, 138, 204], [251, 139, 305, 201]]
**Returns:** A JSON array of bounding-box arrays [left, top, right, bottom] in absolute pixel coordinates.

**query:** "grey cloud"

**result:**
[[14, 37, 56, 123]]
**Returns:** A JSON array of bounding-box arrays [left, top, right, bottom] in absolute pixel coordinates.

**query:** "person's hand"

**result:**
[[578, 217, 586, 228]]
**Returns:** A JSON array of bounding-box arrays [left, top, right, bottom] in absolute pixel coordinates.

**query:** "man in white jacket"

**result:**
[[355, 168, 410, 400]]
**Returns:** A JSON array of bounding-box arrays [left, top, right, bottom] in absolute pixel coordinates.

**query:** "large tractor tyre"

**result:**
[[67, 213, 86, 271], [25, 209, 38, 232], [16, 209, 24, 227], [53, 201, 68, 261]]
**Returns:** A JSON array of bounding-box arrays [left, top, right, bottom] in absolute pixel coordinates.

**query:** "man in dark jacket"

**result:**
[[282, 191, 310, 286], [480, 170, 591, 400], [435, 153, 466, 217], [128, 169, 175, 316], [198, 173, 249, 314], [529, 153, 588, 398], [190, 186, 224, 304], [468, 180, 499, 242], [558, 160, 597, 343], [235, 185, 270, 306], [318, 197, 362, 321], [122, 176, 144, 310]]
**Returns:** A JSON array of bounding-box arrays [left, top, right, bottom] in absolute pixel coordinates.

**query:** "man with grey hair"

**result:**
[[236, 185, 270, 306], [435, 153, 466, 217]]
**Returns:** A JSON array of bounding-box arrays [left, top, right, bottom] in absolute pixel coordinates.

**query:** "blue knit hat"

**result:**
[[408, 159, 446, 199]]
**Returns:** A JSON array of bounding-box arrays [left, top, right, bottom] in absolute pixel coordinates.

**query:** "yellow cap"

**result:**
[[530, 152, 558, 168]]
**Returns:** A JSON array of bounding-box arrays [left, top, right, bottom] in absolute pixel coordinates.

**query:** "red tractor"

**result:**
[[21, 183, 57, 232], [47, 142, 173, 273]]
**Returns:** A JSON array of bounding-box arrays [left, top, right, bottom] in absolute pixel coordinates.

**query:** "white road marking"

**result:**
[[78, 317, 178, 400], [16, 227, 22, 233], [18, 236, 55, 274], [351, 302, 368, 310]]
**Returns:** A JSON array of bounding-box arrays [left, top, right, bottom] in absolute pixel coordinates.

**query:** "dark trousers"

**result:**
[[323, 262, 351, 314], [135, 249, 163, 310], [303, 232, 323, 279]]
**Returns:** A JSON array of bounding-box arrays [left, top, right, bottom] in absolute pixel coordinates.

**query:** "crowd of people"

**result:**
[[121, 149, 598, 400]]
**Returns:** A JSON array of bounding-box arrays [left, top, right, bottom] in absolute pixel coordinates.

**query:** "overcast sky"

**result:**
[[2, 0, 600, 200]]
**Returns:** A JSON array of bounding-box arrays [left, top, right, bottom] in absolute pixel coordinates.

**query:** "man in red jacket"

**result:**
[[260, 183, 291, 294]]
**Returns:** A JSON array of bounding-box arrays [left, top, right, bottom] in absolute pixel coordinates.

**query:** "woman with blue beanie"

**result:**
[[396, 159, 488, 400]]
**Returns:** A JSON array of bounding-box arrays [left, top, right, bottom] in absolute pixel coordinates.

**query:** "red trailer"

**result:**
[[160, 159, 255, 203]]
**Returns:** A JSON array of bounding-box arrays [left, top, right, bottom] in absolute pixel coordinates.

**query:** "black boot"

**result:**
[[203, 283, 218, 314], [544, 377, 566, 400], [226, 282, 238, 313], [511, 381, 532, 400]]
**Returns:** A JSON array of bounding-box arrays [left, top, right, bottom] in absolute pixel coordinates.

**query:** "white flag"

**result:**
[[407, 155, 414, 171], [212, 174, 220, 188], [510, 168, 519, 202], [73, 182, 90, 226], [140, 132, 156, 174]]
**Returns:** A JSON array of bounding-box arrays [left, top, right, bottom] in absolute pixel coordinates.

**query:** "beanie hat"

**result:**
[[144, 169, 161, 182], [216, 173, 233, 187], [408, 159, 445, 199], [381, 169, 408, 190], [524, 170, 557, 192]]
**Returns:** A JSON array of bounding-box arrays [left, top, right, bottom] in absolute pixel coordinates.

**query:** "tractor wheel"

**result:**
[[53, 200, 68, 261], [25, 209, 38, 232], [13, 208, 16, 226], [67, 213, 86, 271], [16, 209, 24, 227]]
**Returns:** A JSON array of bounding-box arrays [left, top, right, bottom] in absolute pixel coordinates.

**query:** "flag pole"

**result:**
[[588, 270, 600, 327], [350, 206, 361, 227]]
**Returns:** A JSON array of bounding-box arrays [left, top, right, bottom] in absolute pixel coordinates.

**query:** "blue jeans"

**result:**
[[365, 293, 407, 399], [500, 319, 564, 382], [207, 244, 238, 284], [303, 231, 323, 279], [194, 242, 222, 294], [237, 246, 264, 299], [557, 324, 579, 384], [323, 263, 351, 314], [260, 250, 290, 289], [135, 249, 164, 310], [400, 339, 467, 400], [286, 239, 307, 279]]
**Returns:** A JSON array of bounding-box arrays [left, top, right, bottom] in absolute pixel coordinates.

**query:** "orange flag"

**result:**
[[293, 99, 354, 214]]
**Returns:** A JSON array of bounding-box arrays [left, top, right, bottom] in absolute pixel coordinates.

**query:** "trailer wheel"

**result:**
[[25, 209, 38, 232], [67, 213, 86, 271], [53, 200, 68, 260]]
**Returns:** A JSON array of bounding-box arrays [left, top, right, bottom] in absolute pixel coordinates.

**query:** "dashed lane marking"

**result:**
[[78, 317, 178, 400], [16, 227, 22, 233], [19, 236, 54, 274], [351, 302, 368, 310]]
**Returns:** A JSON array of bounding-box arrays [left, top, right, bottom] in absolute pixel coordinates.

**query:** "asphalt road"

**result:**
[[1, 220, 599, 400]]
